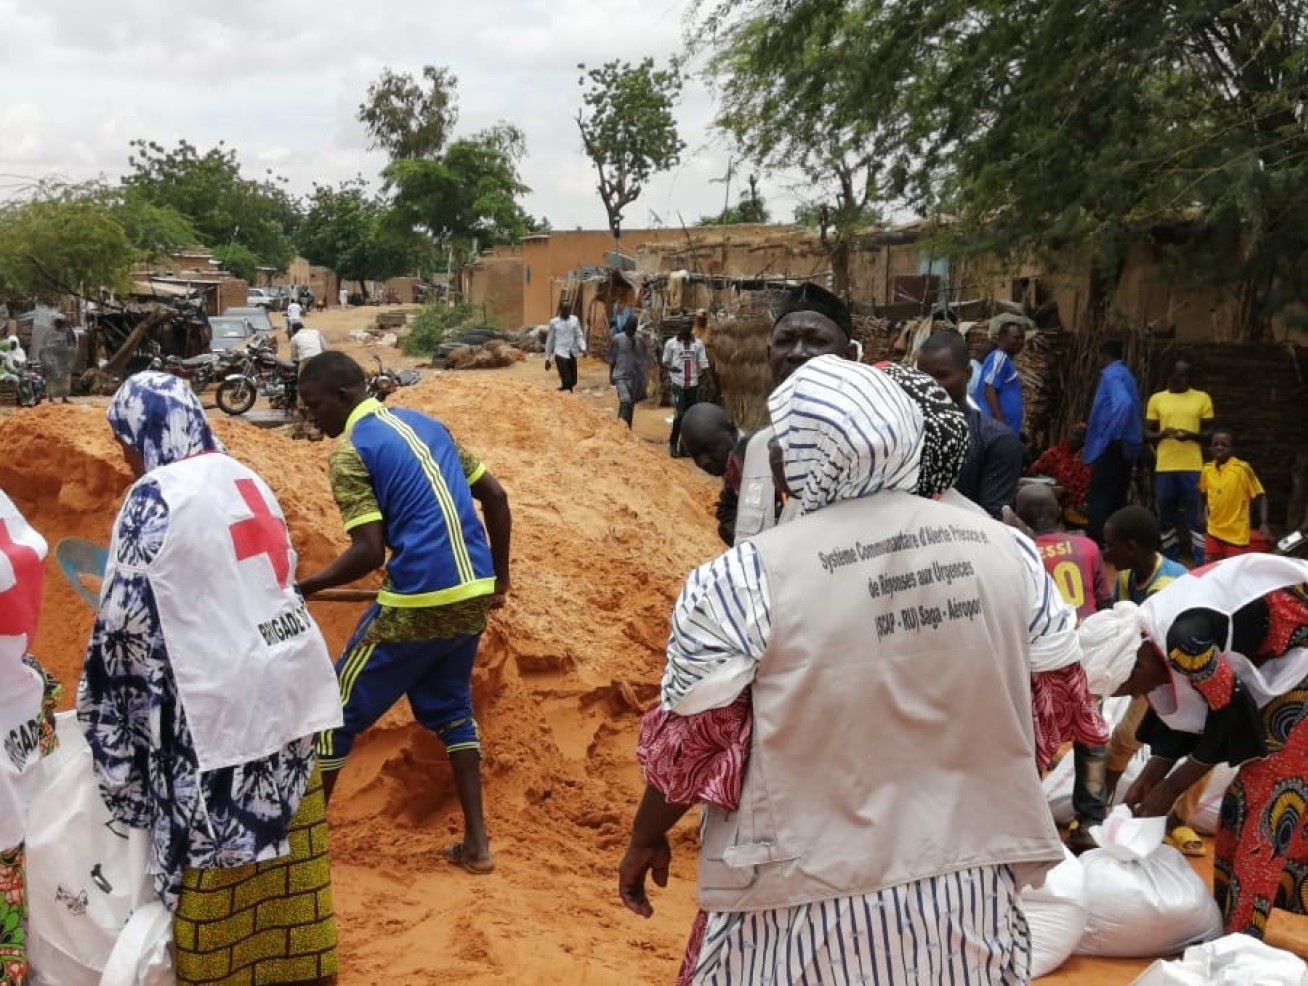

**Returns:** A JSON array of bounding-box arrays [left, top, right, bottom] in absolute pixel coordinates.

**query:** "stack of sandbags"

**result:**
[[1075, 807, 1223, 958]]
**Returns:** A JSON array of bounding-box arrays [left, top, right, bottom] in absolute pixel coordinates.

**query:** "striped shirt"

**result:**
[[663, 337, 710, 389], [688, 865, 1032, 986]]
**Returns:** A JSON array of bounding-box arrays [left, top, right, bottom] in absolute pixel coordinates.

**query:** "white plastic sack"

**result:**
[[1020, 847, 1088, 978], [1183, 763, 1240, 837], [1075, 806, 1223, 958], [25, 712, 174, 986], [1079, 602, 1146, 696], [1044, 696, 1148, 826], [1130, 933, 1308, 986]]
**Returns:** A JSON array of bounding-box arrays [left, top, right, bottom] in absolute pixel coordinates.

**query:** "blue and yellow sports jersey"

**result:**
[[1114, 554, 1187, 605], [331, 398, 495, 611]]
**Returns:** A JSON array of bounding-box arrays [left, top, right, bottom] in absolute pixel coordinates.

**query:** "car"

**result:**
[[221, 306, 276, 342], [246, 288, 286, 311], [207, 315, 260, 352]]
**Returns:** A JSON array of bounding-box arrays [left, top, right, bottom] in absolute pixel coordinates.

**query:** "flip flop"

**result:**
[[443, 842, 495, 875], [1166, 825, 1206, 857]]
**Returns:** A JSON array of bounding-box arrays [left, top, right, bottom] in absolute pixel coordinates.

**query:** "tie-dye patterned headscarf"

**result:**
[[767, 354, 923, 516], [107, 371, 225, 473], [876, 362, 970, 498]]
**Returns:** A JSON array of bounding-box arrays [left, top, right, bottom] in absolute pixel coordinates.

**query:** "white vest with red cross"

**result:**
[[0, 490, 49, 848], [110, 453, 343, 773]]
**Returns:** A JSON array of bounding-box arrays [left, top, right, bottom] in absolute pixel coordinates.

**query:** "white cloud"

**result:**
[[0, 0, 802, 228]]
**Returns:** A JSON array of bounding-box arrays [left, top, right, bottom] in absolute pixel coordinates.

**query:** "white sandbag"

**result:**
[[25, 712, 174, 986], [1076, 806, 1223, 958], [1044, 696, 1149, 825], [1079, 602, 1145, 696], [1020, 847, 1088, 978], [1130, 933, 1308, 985], [1182, 763, 1240, 837]]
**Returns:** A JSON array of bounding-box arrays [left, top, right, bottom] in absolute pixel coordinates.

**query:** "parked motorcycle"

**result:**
[[366, 355, 421, 401], [215, 335, 299, 416], [148, 345, 224, 394]]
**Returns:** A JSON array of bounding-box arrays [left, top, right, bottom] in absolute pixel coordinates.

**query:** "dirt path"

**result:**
[[3, 308, 1306, 983]]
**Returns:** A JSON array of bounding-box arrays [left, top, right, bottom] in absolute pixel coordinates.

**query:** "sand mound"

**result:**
[[0, 376, 721, 984]]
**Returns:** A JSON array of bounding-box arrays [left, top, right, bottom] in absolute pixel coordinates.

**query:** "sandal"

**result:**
[[1166, 825, 1206, 857], [443, 842, 495, 875]]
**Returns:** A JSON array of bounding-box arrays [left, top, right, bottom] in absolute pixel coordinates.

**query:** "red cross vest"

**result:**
[[110, 453, 343, 773], [0, 490, 48, 848]]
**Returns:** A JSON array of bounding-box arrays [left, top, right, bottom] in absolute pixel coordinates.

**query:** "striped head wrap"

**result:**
[[876, 362, 970, 498], [767, 354, 923, 516]]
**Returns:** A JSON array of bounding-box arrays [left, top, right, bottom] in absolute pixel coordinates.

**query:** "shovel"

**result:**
[[54, 537, 378, 610]]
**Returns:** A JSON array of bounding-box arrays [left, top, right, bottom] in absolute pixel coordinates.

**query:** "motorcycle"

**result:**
[[365, 355, 421, 401], [148, 345, 224, 394], [215, 335, 299, 416]]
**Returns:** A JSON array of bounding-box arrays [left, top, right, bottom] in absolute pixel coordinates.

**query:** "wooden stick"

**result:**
[[305, 588, 378, 603]]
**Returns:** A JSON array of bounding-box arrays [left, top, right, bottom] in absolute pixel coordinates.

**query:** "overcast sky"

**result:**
[[0, 0, 806, 231]]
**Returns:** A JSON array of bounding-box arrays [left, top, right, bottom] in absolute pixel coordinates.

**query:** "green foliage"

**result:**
[[297, 178, 418, 287], [403, 301, 479, 356], [109, 192, 199, 260], [0, 186, 136, 300], [358, 66, 459, 160], [577, 58, 685, 239], [701, 0, 1308, 335], [699, 184, 770, 226], [122, 139, 298, 273], [385, 124, 534, 258], [212, 243, 260, 284]]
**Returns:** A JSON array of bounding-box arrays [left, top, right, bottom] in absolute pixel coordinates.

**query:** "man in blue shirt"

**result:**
[[979, 319, 1026, 434], [1083, 339, 1143, 545]]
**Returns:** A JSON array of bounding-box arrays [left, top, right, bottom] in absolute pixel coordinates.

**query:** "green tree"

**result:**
[[212, 243, 261, 284], [356, 67, 536, 275], [122, 139, 299, 273], [0, 185, 136, 301], [699, 0, 1308, 337], [577, 58, 685, 243], [298, 179, 420, 291], [699, 175, 770, 225], [358, 66, 459, 160]]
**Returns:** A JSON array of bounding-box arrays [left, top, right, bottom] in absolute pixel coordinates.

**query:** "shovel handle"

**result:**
[[306, 588, 378, 603]]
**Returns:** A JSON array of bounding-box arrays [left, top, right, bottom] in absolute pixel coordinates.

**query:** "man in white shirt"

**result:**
[[544, 302, 586, 392], [286, 299, 303, 340], [290, 322, 326, 366], [661, 311, 712, 457], [339, 287, 350, 308]]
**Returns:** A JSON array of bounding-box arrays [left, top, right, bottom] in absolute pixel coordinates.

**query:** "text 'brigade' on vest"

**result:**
[[256, 599, 314, 647]]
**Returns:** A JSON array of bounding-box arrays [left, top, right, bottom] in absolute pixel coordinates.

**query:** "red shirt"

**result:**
[[1030, 441, 1091, 509], [1035, 532, 1111, 623]]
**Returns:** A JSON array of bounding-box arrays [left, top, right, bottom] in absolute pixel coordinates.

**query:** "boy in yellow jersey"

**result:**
[[1200, 428, 1272, 561], [1101, 505, 1207, 855], [1145, 357, 1214, 565], [298, 353, 512, 875]]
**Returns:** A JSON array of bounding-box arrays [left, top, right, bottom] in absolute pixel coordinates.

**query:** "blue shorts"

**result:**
[[317, 605, 482, 771]]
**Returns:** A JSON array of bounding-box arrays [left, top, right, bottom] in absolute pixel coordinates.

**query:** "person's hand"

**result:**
[[1122, 772, 1157, 814], [618, 835, 671, 918], [489, 578, 511, 610], [1134, 778, 1178, 819], [545, 359, 552, 371]]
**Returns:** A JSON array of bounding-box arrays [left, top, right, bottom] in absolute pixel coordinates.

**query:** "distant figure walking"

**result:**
[[39, 317, 76, 404], [339, 287, 350, 308], [662, 313, 712, 458], [545, 302, 587, 393], [609, 318, 647, 428]]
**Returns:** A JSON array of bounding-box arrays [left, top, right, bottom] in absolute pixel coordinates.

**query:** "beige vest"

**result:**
[[734, 429, 778, 545], [699, 491, 1064, 912]]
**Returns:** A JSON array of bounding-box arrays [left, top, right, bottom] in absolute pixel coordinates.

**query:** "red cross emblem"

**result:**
[[228, 479, 292, 588], [0, 517, 44, 640]]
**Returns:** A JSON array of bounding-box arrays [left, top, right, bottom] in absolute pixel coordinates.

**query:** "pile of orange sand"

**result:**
[[0, 376, 721, 985], [5, 374, 1307, 986]]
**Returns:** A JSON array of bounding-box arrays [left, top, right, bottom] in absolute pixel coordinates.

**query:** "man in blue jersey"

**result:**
[[297, 352, 512, 875]]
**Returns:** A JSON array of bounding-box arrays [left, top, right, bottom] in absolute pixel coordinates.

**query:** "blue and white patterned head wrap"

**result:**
[[107, 371, 225, 473], [767, 354, 924, 516]]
